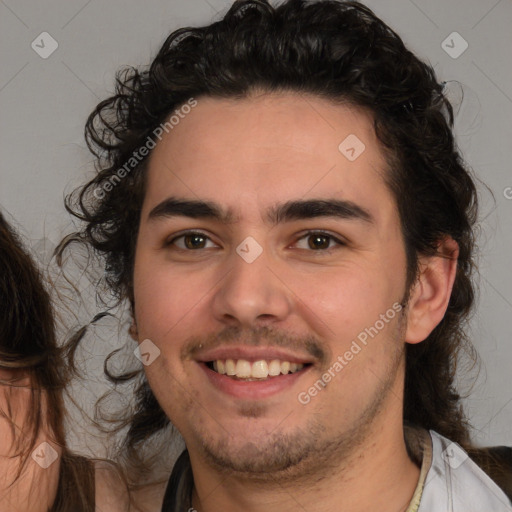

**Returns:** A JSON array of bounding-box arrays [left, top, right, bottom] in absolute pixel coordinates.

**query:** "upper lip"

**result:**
[[194, 346, 315, 365]]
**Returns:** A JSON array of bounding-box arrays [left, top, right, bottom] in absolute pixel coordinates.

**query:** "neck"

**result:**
[[188, 399, 421, 512]]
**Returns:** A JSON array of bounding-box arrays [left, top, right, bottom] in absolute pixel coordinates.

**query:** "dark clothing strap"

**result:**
[[161, 450, 193, 512]]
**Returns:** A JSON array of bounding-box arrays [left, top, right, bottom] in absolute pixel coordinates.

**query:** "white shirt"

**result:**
[[408, 428, 512, 512], [162, 427, 512, 512]]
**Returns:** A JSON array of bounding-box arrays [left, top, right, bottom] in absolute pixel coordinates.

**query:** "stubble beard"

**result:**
[[195, 342, 405, 485]]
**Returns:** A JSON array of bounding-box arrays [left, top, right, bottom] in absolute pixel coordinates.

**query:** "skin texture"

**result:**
[[0, 370, 61, 512], [131, 92, 458, 512], [95, 462, 130, 512], [0, 373, 129, 512]]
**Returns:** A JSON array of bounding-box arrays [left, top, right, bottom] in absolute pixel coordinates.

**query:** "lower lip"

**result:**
[[199, 363, 311, 400]]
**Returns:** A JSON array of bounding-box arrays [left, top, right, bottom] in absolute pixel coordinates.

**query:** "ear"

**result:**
[[405, 237, 459, 344]]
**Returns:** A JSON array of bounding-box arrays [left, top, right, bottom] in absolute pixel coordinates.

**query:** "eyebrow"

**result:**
[[148, 197, 374, 226]]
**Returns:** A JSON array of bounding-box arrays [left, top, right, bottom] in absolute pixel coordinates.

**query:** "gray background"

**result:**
[[0, 0, 510, 448]]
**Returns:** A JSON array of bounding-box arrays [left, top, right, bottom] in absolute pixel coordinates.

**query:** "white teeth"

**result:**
[[235, 359, 252, 378], [225, 359, 236, 376], [268, 359, 281, 376], [251, 360, 268, 379], [210, 358, 305, 379]]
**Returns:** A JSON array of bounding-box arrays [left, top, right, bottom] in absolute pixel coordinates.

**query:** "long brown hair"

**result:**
[[0, 211, 65, 470], [0, 210, 96, 511]]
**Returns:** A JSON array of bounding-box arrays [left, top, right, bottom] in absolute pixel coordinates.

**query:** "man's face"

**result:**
[[133, 92, 410, 476]]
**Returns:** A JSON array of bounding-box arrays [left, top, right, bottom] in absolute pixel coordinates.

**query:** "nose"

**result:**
[[211, 242, 292, 328]]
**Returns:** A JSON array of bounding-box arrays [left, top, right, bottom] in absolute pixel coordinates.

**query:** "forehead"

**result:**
[[143, 92, 396, 226]]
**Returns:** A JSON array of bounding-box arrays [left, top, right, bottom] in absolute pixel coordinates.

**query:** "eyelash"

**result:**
[[165, 230, 346, 253]]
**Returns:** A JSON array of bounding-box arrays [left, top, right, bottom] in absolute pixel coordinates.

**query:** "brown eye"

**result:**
[[308, 234, 331, 250], [166, 232, 217, 250], [294, 231, 345, 252], [183, 234, 207, 249]]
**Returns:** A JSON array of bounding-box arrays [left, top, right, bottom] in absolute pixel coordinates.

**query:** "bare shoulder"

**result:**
[[94, 461, 167, 512], [129, 480, 168, 512], [94, 460, 131, 512]]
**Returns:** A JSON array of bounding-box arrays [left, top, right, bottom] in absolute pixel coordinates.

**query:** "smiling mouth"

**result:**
[[205, 358, 311, 381]]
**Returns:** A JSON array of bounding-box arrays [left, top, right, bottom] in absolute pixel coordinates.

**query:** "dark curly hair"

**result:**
[[58, 0, 480, 482]]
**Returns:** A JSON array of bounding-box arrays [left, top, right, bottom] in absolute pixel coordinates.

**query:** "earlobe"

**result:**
[[405, 237, 459, 344]]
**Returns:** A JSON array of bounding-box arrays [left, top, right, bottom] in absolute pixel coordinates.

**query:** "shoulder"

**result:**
[[419, 430, 512, 512], [94, 460, 169, 512], [94, 460, 131, 512], [467, 444, 512, 501], [130, 481, 169, 512]]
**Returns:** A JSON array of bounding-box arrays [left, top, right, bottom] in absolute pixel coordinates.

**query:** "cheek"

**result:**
[[295, 263, 401, 345], [133, 255, 199, 338]]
